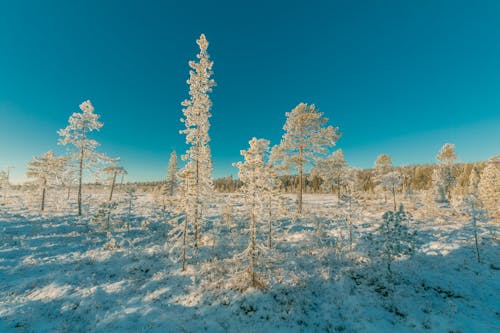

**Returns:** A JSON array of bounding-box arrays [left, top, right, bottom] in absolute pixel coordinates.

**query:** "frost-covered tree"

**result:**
[[103, 165, 127, 201], [478, 159, 500, 230], [435, 143, 458, 202], [369, 204, 416, 275], [313, 149, 348, 199], [166, 151, 178, 196], [0, 171, 8, 203], [374, 154, 393, 203], [274, 103, 340, 214], [468, 166, 480, 196], [58, 100, 114, 215], [26, 151, 69, 211], [179, 34, 216, 247], [125, 186, 137, 234], [234, 138, 276, 287], [380, 170, 403, 211]]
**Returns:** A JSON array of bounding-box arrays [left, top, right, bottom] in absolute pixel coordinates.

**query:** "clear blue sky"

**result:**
[[1, 0, 499, 183]]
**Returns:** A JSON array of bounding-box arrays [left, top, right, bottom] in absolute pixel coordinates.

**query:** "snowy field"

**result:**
[[0, 189, 498, 332]]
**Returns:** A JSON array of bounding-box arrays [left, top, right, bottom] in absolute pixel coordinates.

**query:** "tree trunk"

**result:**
[[392, 185, 397, 211], [182, 215, 188, 271], [78, 146, 84, 216], [250, 196, 256, 287], [109, 171, 117, 201], [194, 144, 200, 248], [337, 175, 341, 200], [268, 194, 272, 249], [297, 146, 303, 214], [41, 179, 46, 211]]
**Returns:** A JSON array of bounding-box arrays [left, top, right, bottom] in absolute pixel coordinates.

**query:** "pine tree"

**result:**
[[166, 151, 178, 196], [435, 143, 458, 202], [312, 149, 348, 199], [374, 154, 393, 203], [275, 103, 340, 214], [234, 138, 277, 287], [26, 151, 69, 211], [58, 100, 114, 215], [369, 204, 415, 275], [380, 170, 403, 211], [103, 165, 127, 201], [478, 159, 500, 232], [468, 166, 480, 196], [179, 34, 216, 247]]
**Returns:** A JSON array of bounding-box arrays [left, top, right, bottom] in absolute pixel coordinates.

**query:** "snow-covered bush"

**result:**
[[368, 204, 416, 275]]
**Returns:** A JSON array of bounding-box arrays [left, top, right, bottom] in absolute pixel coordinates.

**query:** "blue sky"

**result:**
[[1, 0, 499, 183]]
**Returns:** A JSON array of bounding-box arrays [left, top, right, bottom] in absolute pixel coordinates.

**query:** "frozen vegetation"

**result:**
[[1, 34, 499, 333], [0, 188, 498, 332]]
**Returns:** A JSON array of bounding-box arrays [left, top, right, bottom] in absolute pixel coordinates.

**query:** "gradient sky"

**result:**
[[1, 0, 499, 183]]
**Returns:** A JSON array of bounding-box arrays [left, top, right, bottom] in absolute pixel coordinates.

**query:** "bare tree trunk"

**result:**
[[41, 179, 47, 211], [392, 185, 397, 211], [268, 194, 272, 249], [471, 203, 481, 263], [298, 146, 303, 214], [250, 195, 256, 287], [78, 146, 84, 216], [194, 143, 200, 248], [182, 178, 190, 271], [337, 175, 341, 200], [182, 215, 188, 271], [109, 171, 117, 201]]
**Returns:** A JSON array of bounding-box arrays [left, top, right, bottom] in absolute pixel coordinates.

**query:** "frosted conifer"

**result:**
[[275, 103, 340, 214], [435, 143, 458, 202], [234, 138, 277, 287], [166, 151, 178, 196], [58, 100, 115, 215], [179, 34, 216, 247], [313, 149, 348, 199], [26, 151, 69, 211], [478, 158, 500, 231]]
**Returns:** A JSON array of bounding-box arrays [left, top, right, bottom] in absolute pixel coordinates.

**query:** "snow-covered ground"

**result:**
[[0, 190, 498, 332]]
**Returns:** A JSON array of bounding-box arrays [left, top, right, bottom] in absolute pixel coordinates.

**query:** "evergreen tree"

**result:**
[[380, 170, 403, 211], [312, 149, 348, 199], [179, 34, 216, 247], [369, 204, 415, 275], [26, 151, 69, 211], [58, 100, 114, 215], [103, 165, 127, 201], [478, 158, 500, 231], [234, 138, 276, 287], [274, 102, 339, 214], [166, 151, 178, 196], [374, 154, 393, 203], [468, 166, 480, 196], [435, 143, 458, 202]]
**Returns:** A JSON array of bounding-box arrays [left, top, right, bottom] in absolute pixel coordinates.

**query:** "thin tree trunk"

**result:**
[[268, 194, 272, 249], [337, 175, 341, 200], [41, 179, 46, 211], [78, 146, 84, 216], [194, 143, 200, 248], [182, 177, 190, 271], [472, 203, 481, 263], [250, 195, 256, 287], [182, 215, 188, 271], [109, 171, 117, 201], [298, 146, 303, 214], [392, 185, 397, 211]]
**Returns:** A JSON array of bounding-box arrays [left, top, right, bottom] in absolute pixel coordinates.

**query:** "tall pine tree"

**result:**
[[179, 34, 216, 247]]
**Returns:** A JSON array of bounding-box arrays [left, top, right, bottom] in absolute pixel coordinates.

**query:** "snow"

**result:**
[[0, 190, 499, 332]]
